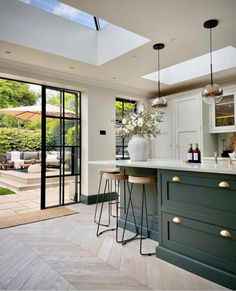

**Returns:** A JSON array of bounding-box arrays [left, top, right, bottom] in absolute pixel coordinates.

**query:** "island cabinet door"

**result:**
[[160, 171, 236, 225], [162, 212, 236, 276]]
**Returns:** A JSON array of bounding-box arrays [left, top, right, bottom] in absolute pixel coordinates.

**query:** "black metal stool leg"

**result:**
[[140, 184, 156, 256], [96, 179, 116, 236], [94, 173, 103, 224], [121, 182, 139, 245]]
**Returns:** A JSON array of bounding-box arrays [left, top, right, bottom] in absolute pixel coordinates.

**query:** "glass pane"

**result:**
[[46, 118, 61, 146], [64, 147, 80, 175], [64, 120, 80, 146], [64, 175, 80, 203], [17, 0, 108, 30], [115, 99, 136, 160], [46, 146, 61, 177], [215, 95, 234, 127], [45, 177, 60, 207], [64, 92, 80, 118], [46, 89, 62, 117]]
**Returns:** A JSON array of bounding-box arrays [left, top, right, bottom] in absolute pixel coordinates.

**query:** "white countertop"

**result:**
[[89, 159, 236, 175]]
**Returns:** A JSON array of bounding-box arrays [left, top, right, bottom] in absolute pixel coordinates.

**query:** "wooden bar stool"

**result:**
[[94, 168, 120, 226], [122, 175, 157, 256], [96, 172, 128, 243]]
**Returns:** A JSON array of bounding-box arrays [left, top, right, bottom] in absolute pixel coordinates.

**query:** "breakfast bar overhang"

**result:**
[[89, 159, 236, 290]]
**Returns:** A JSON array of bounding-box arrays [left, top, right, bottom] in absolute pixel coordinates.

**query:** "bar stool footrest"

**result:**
[[97, 227, 116, 237]]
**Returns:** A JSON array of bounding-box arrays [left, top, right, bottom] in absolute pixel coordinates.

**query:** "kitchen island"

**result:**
[[89, 159, 236, 289]]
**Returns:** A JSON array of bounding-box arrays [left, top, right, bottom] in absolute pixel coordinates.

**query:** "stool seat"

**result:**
[[98, 168, 119, 175], [128, 176, 157, 185], [103, 173, 128, 181]]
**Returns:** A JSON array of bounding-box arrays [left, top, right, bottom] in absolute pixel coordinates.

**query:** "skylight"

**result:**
[[143, 46, 236, 85], [18, 0, 108, 30]]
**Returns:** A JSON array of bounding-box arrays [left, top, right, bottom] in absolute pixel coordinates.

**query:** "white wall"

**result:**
[[82, 86, 116, 196]]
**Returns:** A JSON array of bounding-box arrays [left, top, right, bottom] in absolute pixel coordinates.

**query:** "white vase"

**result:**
[[128, 135, 149, 161]]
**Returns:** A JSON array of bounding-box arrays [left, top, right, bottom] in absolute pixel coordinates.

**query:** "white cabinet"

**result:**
[[210, 88, 236, 133], [175, 94, 202, 159], [154, 93, 202, 160]]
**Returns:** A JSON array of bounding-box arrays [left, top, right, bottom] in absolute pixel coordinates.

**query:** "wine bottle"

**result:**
[[193, 143, 201, 163], [187, 143, 193, 162]]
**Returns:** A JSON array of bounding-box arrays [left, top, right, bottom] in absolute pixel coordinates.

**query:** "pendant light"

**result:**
[[202, 19, 223, 105], [152, 43, 167, 108]]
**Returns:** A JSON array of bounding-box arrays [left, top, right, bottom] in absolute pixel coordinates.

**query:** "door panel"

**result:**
[[41, 86, 81, 209]]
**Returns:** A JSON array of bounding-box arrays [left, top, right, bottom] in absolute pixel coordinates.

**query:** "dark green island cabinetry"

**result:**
[[90, 159, 236, 289], [157, 170, 236, 290]]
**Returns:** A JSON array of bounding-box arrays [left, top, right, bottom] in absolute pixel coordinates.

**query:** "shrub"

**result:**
[[0, 128, 53, 154]]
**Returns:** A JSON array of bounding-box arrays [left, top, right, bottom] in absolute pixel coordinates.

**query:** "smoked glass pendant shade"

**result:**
[[202, 83, 223, 104], [202, 19, 223, 105], [151, 43, 167, 108], [152, 96, 168, 108]]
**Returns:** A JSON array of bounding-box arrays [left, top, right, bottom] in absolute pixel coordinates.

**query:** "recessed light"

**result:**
[[112, 77, 117, 79], [5, 51, 11, 54]]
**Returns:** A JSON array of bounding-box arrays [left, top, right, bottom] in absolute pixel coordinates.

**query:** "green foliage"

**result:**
[[0, 128, 53, 154], [0, 79, 38, 108], [116, 100, 136, 117], [65, 126, 80, 146], [47, 92, 78, 113], [46, 119, 60, 145], [0, 79, 39, 128], [0, 187, 15, 195]]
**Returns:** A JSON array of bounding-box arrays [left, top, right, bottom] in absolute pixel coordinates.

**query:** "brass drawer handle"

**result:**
[[172, 176, 180, 182], [173, 217, 181, 224], [220, 230, 232, 238], [219, 181, 230, 188]]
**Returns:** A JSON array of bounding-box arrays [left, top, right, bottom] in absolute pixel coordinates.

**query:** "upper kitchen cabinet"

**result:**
[[154, 93, 203, 160], [210, 88, 236, 133]]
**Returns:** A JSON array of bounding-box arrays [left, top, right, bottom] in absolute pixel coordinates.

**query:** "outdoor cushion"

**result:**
[[10, 151, 21, 161], [23, 152, 39, 160], [28, 164, 41, 173], [46, 154, 59, 162]]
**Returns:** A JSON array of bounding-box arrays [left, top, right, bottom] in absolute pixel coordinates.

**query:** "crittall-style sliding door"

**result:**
[[41, 86, 81, 209]]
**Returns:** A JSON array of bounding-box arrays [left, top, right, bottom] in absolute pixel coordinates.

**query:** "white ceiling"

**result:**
[[0, 0, 236, 97]]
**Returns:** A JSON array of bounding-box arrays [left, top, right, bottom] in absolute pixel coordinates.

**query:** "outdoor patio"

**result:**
[[0, 185, 73, 218]]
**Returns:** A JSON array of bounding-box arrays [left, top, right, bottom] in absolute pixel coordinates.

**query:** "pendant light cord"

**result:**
[[210, 27, 213, 85], [158, 49, 161, 97]]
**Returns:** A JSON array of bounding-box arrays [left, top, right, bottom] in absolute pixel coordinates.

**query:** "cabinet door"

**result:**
[[154, 100, 173, 159], [210, 89, 236, 133], [175, 95, 201, 159], [162, 212, 236, 276]]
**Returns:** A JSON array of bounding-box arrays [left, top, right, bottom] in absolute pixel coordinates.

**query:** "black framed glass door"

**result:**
[[41, 86, 81, 209]]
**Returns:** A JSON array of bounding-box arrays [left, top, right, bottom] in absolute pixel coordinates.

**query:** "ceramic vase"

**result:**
[[128, 135, 149, 161]]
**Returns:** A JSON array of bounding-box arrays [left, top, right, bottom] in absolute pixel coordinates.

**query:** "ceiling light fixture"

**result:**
[[152, 43, 167, 108], [202, 19, 223, 105]]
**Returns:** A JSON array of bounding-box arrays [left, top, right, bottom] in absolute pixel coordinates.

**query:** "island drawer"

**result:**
[[160, 171, 236, 224], [162, 212, 236, 275]]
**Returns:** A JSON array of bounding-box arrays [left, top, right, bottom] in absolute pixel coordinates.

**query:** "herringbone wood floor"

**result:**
[[0, 203, 229, 290]]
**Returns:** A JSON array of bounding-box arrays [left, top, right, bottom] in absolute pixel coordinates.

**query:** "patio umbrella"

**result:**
[[0, 104, 76, 121]]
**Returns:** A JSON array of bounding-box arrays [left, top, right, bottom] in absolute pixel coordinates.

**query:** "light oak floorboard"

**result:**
[[0, 203, 229, 290]]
